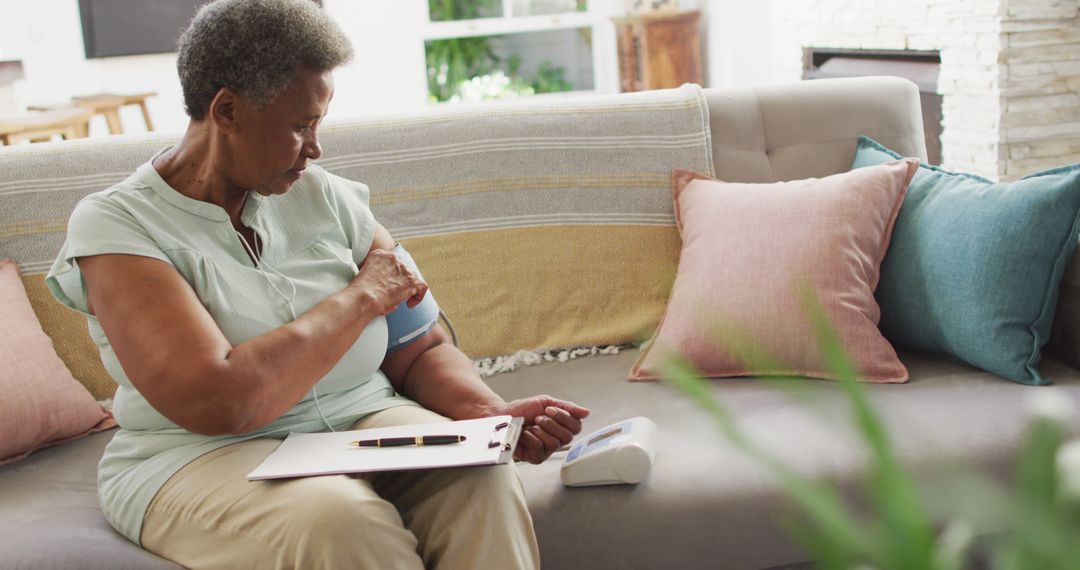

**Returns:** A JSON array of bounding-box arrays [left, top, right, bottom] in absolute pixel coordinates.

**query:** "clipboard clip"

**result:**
[[487, 420, 515, 450]]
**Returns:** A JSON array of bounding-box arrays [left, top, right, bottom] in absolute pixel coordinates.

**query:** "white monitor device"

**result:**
[[560, 416, 658, 487]]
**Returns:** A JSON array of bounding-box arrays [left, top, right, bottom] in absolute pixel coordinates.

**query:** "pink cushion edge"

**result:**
[[0, 259, 118, 466]]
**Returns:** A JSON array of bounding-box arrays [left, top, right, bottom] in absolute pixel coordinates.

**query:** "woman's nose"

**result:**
[[304, 131, 322, 160]]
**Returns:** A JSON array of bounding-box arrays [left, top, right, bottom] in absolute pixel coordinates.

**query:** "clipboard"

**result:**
[[247, 415, 523, 481]]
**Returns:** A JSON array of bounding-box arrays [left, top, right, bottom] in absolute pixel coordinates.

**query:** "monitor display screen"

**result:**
[[79, 0, 214, 59], [78, 0, 322, 59]]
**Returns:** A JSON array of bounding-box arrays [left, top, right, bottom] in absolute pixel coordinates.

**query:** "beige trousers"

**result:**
[[141, 404, 540, 570]]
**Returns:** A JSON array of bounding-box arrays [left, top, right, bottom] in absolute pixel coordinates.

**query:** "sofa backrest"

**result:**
[[5, 76, 1071, 400], [705, 76, 928, 182]]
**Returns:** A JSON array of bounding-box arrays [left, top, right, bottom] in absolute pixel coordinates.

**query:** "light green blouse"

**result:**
[[46, 154, 411, 545]]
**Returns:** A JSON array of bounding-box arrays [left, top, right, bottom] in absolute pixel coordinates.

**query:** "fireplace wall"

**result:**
[[772, 0, 1080, 181]]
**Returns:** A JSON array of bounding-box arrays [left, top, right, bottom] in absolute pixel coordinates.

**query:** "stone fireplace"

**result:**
[[772, 0, 1080, 181]]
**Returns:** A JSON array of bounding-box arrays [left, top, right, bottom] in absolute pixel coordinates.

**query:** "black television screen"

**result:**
[[79, 0, 214, 59], [78, 0, 323, 59]]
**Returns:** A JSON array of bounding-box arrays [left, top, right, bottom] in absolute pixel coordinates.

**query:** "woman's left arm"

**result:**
[[371, 224, 589, 463]]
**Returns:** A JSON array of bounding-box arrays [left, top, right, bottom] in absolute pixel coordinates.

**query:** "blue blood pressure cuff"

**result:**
[[385, 244, 440, 352]]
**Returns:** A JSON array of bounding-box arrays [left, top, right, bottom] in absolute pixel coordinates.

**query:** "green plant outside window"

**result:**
[[426, 0, 580, 103]]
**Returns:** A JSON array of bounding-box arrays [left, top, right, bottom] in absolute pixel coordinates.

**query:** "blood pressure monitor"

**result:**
[[560, 417, 658, 487]]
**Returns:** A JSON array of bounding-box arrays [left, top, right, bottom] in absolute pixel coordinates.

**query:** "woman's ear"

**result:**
[[208, 88, 239, 133]]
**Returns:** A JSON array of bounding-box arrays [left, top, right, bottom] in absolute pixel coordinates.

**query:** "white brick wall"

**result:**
[[1001, 0, 1080, 178], [773, 0, 1079, 181]]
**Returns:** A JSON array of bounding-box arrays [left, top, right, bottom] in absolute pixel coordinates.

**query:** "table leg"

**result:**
[[138, 101, 154, 131], [103, 109, 123, 134]]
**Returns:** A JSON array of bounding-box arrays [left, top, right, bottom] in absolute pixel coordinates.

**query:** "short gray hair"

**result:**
[[177, 0, 353, 120]]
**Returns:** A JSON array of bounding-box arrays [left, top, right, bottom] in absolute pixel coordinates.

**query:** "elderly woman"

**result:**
[[45, 0, 588, 567]]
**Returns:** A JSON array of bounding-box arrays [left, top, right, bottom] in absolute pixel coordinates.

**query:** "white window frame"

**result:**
[[421, 0, 620, 100]]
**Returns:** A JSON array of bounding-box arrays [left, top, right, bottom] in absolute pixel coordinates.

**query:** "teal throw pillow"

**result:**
[[853, 136, 1080, 385]]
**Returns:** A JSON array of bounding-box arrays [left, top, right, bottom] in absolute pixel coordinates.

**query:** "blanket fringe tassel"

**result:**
[[473, 344, 631, 378]]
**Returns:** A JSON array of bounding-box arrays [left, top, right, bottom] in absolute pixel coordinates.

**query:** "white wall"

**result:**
[[322, 0, 429, 119], [699, 0, 775, 89], [1, 0, 776, 136]]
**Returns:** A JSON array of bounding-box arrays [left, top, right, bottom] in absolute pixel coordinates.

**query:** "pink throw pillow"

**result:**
[[630, 160, 918, 383], [0, 260, 115, 465]]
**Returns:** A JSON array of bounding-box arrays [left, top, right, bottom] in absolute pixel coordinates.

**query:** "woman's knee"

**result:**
[[422, 462, 530, 523], [404, 464, 538, 569], [457, 462, 525, 498]]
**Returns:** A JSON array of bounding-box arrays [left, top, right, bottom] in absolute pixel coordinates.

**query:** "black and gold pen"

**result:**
[[348, 435, 466, 447]]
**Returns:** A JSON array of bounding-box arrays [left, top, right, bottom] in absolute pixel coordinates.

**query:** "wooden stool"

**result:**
[[0, 106, 94, 145]]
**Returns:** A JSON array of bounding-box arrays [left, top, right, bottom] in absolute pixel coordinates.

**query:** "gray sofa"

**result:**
[[2, 76, 1079, 569]]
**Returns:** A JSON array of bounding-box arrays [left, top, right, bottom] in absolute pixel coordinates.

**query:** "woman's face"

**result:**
[[229, 67, 334, 196]]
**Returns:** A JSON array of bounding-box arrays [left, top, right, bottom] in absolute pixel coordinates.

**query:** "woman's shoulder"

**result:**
[[305, 165, 371, 206], [70, 173, 155, 228], [274, 166, 373, 227], [73, 163, 160, 218]]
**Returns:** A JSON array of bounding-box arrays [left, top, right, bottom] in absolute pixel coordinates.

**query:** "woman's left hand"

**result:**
[[489, 396, 590, 464]]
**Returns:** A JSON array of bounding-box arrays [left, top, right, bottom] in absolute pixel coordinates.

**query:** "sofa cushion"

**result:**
[[853, 136, 1080, 386], [630, 162, 916, 383], [487, 349, 1080, 570], [21, 273, 117, 400], [0, 260, 115, 465], [0, 430, 181, 569]]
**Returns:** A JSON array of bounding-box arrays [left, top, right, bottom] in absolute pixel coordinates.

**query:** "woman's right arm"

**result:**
[[77, 250, 425, 436]]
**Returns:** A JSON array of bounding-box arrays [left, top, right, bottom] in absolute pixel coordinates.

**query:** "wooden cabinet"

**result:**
[[614, 10, 703, 92]]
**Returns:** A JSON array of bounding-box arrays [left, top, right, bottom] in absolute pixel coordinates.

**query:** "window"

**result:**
[[423, 0, 618, 103]]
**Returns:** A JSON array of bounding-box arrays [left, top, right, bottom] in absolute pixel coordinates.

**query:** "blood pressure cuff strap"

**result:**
[[385, 244, 440, 352]]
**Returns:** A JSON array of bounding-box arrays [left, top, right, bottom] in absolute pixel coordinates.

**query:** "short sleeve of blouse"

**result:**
[[320, 169, 377, 266], [46, 195, 172, 315]]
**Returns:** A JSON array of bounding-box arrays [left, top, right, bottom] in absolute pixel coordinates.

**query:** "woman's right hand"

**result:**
[[351, 248, 428, 316]]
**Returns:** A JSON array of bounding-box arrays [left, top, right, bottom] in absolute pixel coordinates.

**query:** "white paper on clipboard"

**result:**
[[247, 415, 523, 481]]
